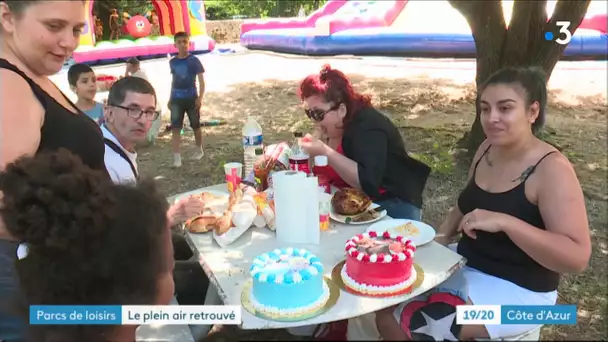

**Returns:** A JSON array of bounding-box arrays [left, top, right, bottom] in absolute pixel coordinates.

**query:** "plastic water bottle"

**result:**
[[242, 116, 263, 177]]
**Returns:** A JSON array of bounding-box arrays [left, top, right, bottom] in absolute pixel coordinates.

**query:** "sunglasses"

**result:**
[[304, 103, 341, 122]]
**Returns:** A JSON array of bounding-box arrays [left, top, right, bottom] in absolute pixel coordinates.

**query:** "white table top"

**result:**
[[176, 184, 466, 330]]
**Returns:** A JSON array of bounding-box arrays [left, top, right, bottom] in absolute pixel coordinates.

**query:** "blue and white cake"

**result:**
[[249, 248, 329, 317]]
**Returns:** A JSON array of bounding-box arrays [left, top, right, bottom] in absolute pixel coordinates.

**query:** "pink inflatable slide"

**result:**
[[240, 0, 408, 36], [241, 0, 606, 59]]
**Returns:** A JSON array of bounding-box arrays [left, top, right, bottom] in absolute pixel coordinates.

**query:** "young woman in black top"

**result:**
[[375, 67, 591, 340], [0, 0, 105, 191], [299, 65, 430, 220], [0, 2, 106, 340]]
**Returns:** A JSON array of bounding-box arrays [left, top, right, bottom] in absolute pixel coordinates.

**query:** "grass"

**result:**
[[135, 64, 607, 341]]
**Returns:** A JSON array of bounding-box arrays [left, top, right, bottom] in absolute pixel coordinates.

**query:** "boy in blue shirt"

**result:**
[[68, 63, 104, 124], [169, 31, 205, 167]]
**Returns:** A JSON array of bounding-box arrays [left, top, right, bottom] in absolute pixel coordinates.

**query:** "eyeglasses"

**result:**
[[111, 104, 159, 121], [304, 103, 341, 122]]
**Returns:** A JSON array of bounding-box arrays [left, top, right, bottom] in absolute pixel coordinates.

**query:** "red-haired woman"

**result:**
[[299, 65, 430, 220]]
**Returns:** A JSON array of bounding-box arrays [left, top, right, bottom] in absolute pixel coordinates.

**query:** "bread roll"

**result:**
[[215, 210, 233, 235], [186, 215, 217, 233]]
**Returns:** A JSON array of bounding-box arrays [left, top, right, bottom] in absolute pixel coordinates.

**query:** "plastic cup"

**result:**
[[224, 162, 243, 193]]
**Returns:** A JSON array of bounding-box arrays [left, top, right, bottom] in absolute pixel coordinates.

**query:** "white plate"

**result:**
[[365, 219, 436, 246], [324, 193, 387, 225]]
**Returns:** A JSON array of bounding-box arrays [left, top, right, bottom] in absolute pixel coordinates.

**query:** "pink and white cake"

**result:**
[[341, 231, 417, 297]]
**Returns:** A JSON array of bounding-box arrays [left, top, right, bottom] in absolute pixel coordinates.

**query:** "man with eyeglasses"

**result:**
[[103, 76, 159, 184], [102, 77, 216, 319]]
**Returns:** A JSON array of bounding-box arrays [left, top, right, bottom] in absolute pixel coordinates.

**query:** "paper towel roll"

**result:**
[[272, 171, 320, 245]]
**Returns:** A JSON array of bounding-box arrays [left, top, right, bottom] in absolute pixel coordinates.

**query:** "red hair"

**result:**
[[298, 64, 372, 125]]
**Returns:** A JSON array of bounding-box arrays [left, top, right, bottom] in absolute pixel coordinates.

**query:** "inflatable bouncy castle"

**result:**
[[241, 0, 607, 59], [73, 0, 215, 65]]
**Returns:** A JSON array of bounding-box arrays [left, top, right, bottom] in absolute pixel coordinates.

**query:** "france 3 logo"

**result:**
[[545, 21, 608, 45], [544, 21, 572, 45]]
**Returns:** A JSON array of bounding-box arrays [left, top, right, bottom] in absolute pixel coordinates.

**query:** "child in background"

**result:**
[[168, 31, 206, 168], [95, 17, 103, 42], [67, 63, 104, 124], [150, 10, 160, 36], [123, 58, 162, 144], [124, 57, 148, 80], [109, 9, 120, 40]]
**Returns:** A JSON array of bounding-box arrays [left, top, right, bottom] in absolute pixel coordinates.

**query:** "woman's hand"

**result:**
[[167, 196, 206, 226], [300, 133, 329, 157], [458, 209, 511, 239]]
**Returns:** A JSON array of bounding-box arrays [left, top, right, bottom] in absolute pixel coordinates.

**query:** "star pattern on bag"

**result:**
[[400, 292, 465, 341], [412, 311, 458, 341]]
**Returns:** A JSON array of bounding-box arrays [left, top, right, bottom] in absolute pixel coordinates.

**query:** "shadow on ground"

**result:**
[[136, 75, 607, 341]]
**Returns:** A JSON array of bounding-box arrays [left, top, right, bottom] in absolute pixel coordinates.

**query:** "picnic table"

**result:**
[[173, 184, 466, 330]]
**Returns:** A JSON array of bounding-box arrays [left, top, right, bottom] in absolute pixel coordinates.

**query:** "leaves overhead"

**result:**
[[205, 0, 327, 20], [95, 0, 327, 21]]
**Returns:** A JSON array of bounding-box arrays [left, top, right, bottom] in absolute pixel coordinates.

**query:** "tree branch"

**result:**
[[503, 0, 548, 66], [532, 0, 592, 76], [448, 0, 507, 85], [526, 1, 550, 53]]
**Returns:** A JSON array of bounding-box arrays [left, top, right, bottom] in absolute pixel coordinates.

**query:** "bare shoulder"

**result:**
[[0, 68, 32, 87], [0, 69, 44, 168], [534, 145, 579, 186], [0, 69, 44, 120]]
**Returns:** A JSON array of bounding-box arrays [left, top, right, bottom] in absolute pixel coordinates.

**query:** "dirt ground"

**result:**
[[62, 50, 607, 341]]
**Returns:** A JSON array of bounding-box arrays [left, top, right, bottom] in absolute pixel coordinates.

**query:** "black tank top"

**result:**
[[457, 145, 559, 292], [0, 59, 107, 173]]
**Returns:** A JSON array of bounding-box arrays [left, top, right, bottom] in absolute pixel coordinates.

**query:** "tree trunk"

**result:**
[[448, 0, 592, 152]]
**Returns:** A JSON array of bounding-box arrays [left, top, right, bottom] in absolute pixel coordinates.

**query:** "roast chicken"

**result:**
[[331, 188, 372, 216]]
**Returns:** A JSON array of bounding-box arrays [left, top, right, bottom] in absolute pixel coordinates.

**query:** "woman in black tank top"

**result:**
[[0, 2, 106, 340], [0, 59, 107, 170], [374, 68, 591, 341]]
